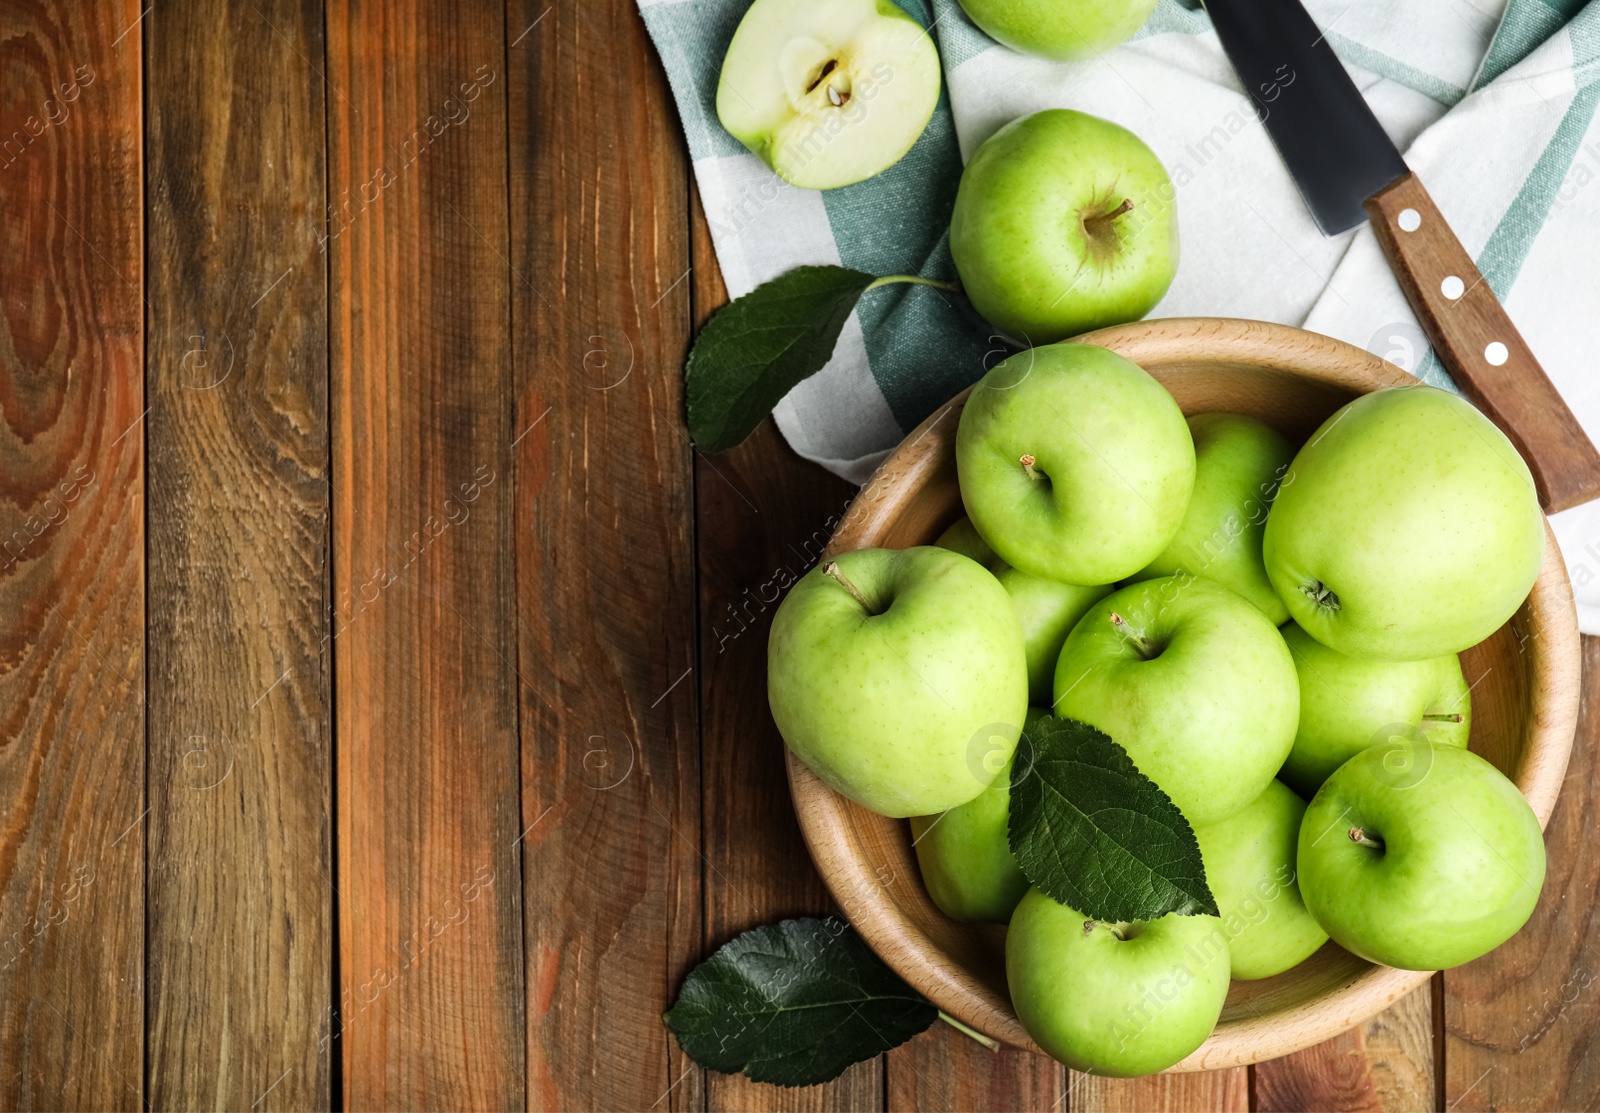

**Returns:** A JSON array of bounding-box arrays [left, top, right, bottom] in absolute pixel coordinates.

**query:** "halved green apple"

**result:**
[[716, 0, 941, 190]]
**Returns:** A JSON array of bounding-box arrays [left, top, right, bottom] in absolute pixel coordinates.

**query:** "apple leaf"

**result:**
[[663, 916, 937, 1086], [686, 265, 876, 453], [1008, 715, 1218, 923]]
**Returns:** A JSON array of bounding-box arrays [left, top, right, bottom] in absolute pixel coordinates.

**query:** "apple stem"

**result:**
[[1109, 612, 1157, 658], [1348, 826, 1385, 850], [1084, 919, 1131, 940], [1422, 713, 1465, 723], [1084, 198, 1135, 234], [865, 274, 963, 295], [1019, 453, 1040, 482], [938, 1011, 1000, 1051], [823, 561, 876, 612]]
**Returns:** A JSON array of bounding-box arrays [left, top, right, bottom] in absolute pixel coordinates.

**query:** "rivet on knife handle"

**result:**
[[1365, 171, 1600, 513]]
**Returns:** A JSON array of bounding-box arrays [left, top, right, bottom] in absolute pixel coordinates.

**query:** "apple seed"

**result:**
[[805, 59, 839, 94]]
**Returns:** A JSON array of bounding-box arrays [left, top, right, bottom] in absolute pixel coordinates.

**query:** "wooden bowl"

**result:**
[[785, 317, 1582, 1070]]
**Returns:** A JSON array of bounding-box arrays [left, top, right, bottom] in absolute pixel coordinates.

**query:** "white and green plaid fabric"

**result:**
[[642, 0, 1600, 631]]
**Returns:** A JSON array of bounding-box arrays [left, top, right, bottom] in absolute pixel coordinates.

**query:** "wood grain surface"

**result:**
[[0, 2, 146, 1108], [1075, 1068, 1248, 1112], [1255, 984, 1436, 1111], [691, 196, 879, 1113], [511, 2, 703, 1110], [889, 1028, 1064, 1113], [3, 1, 1600, 1110], [143, 0, 332, 1106], [326, 0, 525, 1106]]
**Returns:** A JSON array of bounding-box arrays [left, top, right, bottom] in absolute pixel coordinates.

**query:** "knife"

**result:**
[[1204, 0, 1600, 513]]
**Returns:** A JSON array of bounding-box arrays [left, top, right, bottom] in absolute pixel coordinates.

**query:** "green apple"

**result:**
[[950, 109, 1178, 344], [936, 517, 1110, 704], [1298, 741, 1546, 970], [716, 0, 942, 190], [1006, 887, 1230, 1076], [1193, 780, 1327, 980], [909, 707, 1053, 923], [1263, 386, 1544, 661], [768, 546, 1027, 817], [956, 0, 1160, 60], [1131, 413, 1295, 624], [1053, 577, 1298, 826], [955, 343, 1194, 585], [1279, 622, 1471, 798]]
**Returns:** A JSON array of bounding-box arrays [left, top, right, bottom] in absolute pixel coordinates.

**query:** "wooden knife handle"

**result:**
[[1365, 171, 1600, 513]]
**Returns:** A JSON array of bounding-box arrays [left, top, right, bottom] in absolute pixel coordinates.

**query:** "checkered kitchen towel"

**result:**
[[641, 0, 1600, 632]]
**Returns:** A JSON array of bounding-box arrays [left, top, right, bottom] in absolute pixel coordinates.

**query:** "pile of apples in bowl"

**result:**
[[772, 317, 1580, 1076]]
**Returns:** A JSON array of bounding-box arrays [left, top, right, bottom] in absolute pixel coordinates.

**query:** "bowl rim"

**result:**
[[784, 316, 1582, 1071]]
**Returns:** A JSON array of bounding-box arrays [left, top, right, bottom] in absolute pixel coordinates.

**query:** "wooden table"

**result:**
[[1, 1, 1596, 1109]]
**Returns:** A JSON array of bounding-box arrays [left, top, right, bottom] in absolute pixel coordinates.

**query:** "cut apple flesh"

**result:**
[[717, 0, 941, 190]]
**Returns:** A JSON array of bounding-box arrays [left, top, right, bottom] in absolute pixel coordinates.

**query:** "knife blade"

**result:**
[[1204, 0, 1406, 235], [1203, 0, 1600, 512]]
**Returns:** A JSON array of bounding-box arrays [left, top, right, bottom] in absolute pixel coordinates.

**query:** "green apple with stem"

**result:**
[[936, 517, 1110, 704], [1131, 412, 1295, 624], [1279, 622, 1471, 798], [1053, 577, 1298, 826], [1006, 888, 1230, 1076], [955, 0, 1160, 61], [950, 109, 1178, 344], [909, 707, 1053, 923], [768, 546, 1027, 817], [1263, 386, 1544, 661], [1298, 740, 1546, 970], [955, 342, 1194, 586], [1193, 780, 1327, 979], [717, 0, 942, 189]]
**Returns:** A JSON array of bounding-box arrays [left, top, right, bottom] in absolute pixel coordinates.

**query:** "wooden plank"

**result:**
[[0, 1, 145, 1107], [695, 415, 884, 1113], [1254, 984, 1435, 1111], [325, 1, 525, 1106], [142, 0, 332, 1106], [888, 1025, 1064, 1113], [508, 2, 702, 1110], [1075, 1068, 1248, 1112], [1443, 635, 1600, 1111], [688, 188, 883, 1113]]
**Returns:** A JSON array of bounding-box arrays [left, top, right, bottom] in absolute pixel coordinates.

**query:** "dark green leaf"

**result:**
[[663, 916, 937, 1086], [1008, 716, 1218, 923], [686, 265, 876, 453]]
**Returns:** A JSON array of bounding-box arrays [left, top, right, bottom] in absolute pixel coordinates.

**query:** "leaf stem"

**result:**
[[865, 274, 962, 294], [1422, 712, 1465, 723], [938, 1011, 1000, 1051]]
